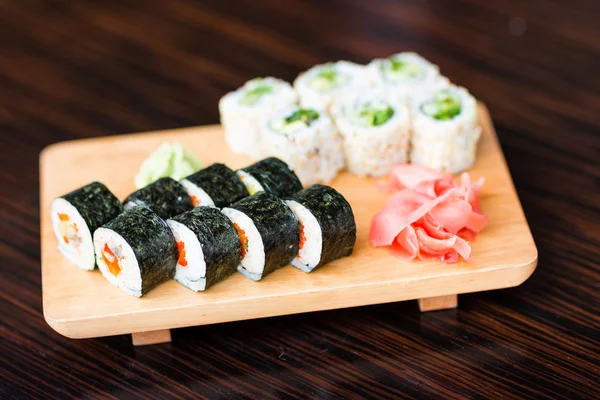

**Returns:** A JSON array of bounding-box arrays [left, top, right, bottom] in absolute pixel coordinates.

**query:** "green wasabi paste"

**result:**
[[134, 142, 203, 189]]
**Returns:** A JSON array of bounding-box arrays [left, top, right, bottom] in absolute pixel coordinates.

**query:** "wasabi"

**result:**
[[134, 142, 202, 189]]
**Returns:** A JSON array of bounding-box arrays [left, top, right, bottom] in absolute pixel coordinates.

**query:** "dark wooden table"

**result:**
[[1, 1, 599, 399]]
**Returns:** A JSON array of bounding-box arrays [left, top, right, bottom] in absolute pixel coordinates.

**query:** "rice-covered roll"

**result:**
[[260, 106, 344, 185], [236, 157, 303, 198], [332, 91, 411, 177], [221, 192, 299, 281], [293, 61, 370, 111], [367, 52, 449, 103], [219, 77, 298, 158], [123, 177, 194, 220], [51, 182, 123, 270], [285, 185, 356, 273], [93, 206, 178, 297], [167, 207, 241, 292], [180, 163, 249, 208], [410, 85, 481, 173]]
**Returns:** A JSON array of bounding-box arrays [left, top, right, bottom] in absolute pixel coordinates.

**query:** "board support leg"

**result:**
[[131, 329, 172, 346], [418, 294, 458, 312]]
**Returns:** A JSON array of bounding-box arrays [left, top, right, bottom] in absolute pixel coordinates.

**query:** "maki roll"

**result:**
[[167, 207, 241, 292], [236, 157, 303, 198], [180, 163, 249, 208], [410, 85, 481, 173], [367, 52, 449, 103], [260, 106, 344, 185], [50, 182, 123, 270], [222, 192, 299, 281], [93, 206, 178, 297], [219, 77, 298, 158], [123, 177, 194, 220], [285, 185, 356, 272], [293, 61, 370, 111], [332, 91, 411, 177]]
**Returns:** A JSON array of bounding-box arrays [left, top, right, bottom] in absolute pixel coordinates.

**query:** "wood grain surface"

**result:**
[[39, 108, 536, 339], [1, 0, 598, 399]]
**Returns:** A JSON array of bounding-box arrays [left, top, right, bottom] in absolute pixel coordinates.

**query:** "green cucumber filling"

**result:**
[[421, 91, 462, 121], [309, 66, 348, 92], [352, 102, 395, 127], [271, 109, 320, 134], [239, 82, 273, 106], [381, 57, 423, 82]]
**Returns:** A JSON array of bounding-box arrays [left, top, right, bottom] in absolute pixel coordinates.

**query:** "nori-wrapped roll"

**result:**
[[167, 207, 242, 291], [93, 206, 178, 297], [222, 191, 300, 281], [285, 184, 356, 272], [50, 181, 123, 270], [123, 177, 193, 220], [236, 157, 303, 198], [180, 163, 249, 208]]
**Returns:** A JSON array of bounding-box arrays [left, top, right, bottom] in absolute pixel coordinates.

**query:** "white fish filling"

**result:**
[[179, 179, 215, 208], [50, 198, 95, 270], [285, 200, 322, 272], [93, 228, 143, 297], [221, 207, 265, 281], [235, 170, 264, 196], [166, 220, 207, 292]]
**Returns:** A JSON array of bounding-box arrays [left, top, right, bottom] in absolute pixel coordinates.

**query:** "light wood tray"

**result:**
[[40, 104, 537, 344]]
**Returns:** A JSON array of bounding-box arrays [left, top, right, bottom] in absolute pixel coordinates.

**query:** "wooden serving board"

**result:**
[[40, 104, 537, 343]]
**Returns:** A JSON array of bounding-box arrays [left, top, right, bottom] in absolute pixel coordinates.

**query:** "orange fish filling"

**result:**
[[102, 243, 121, 276], [58, 213, 70, 221], [190, 195, 201, 207], [176, 240, 188, 266], [298, 223, 306, 250], [233, 223, 248, 258]]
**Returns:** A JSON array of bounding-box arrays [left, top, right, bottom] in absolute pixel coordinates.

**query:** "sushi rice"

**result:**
[[179, 179, 215, 207], [410, 85, 481, 173], [260, 106, 344, 185], [219, 77, 298, 159], [367, 52, 449, 103], [166, 219, 207, 292], [220, 208, 265, 281], [285, 200, 322, 272], [332, 90, 411, 177], [294, 61, 370, 111], [51, 198, 96, 270]]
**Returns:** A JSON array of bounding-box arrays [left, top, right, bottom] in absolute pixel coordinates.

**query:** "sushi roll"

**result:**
[[285, 185, 356, 272], [221, 192, 299, 281], [180, 163, 249, 208], [167, 207, 241, 292], [236, 157, 303, 198], [293, 61, 370, 111], [219, 77, 298, 158], [93, 206, 178, 297], [123, 177, 194, 220], [367, 52, 449, 103], [51, 182, 123, 270], [260, 106, 344, 185], [332, 91, 411, 177], [410, 85, 481, 173]]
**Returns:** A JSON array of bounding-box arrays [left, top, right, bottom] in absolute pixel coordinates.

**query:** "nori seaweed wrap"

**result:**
[[285, 184, 356, 272], [93, 206, 178, 297], [123, 177, 193, 220], [50, 181, 123, 270], [181, 163, 249, 208], [236, 157, 303, 198], [222, 191, 300, 281], [167, 207, 242, 291]]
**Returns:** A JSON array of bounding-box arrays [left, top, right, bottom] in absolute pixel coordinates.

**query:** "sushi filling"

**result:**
[[309, 66, 349, 92], [420, 91, 462, 121], [285, 200, 323, 272], [239, 80, 273, 106], [270, 108, 320, 134], [167, 220, 207, 291], [179, 179, 216, 207], [236, 170, 264, 195], [50, 198, 95, 270], [381, 57, 424, 82], [350, 101, 395, 127], [94, 228, 143, 297], [221, 208, 265, 280]]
